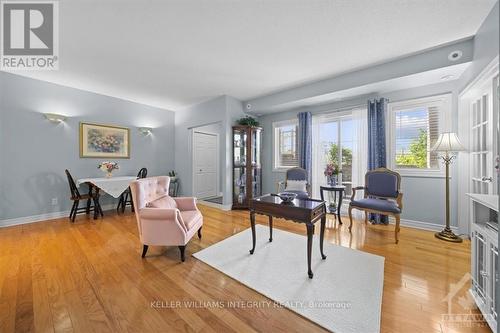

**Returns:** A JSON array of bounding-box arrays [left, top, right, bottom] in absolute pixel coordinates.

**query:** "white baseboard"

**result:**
[[1, 202, 458, 234], [0, 203, 116, 228], [198, 201, 232, 211], [339, 205, 458, 233], [0, 211, 70, 228], [388, 217, 459, 233]]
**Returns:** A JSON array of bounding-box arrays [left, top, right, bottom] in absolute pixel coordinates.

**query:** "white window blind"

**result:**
[[273, 120, 299, 169], [388, 94, 450, 175]]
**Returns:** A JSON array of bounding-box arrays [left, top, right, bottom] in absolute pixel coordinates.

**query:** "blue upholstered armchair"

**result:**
[[276, 167, 311, 199], [348, 168, 403, 243]]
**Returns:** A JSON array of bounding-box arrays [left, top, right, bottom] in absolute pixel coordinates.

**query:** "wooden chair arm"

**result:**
[[397, 192, 403, 210], [351, 186, 365, 201]]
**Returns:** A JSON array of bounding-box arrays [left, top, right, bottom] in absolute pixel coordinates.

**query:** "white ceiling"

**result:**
[[7, 0, 497, 111]]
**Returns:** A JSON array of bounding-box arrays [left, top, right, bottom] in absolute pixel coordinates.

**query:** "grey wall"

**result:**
[[174, 95, 246, 205], [459, 1, 499, 91], [383, 82, 459, 226], [0, 75, 5, 219], [1, 1, 496, 225], [193, 122, 224, 193], [0, 72, 175, 221], [174, 96, 227, 200], [259, 95, 375, 194], [258, 82, 460, 226], [256, 2, 499, 227]]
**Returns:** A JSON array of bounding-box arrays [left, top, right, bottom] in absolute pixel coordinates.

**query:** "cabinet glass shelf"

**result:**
[[232, 125, 262, 209]]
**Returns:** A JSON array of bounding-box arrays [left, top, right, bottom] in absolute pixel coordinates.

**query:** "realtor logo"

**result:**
[[1, 0, 59, 70]]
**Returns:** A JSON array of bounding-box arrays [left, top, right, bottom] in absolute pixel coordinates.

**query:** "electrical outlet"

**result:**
[[51, 198, 58, 205]]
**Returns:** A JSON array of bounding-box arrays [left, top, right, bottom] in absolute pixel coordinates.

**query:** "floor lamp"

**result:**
[[431, 132, 466, 243]]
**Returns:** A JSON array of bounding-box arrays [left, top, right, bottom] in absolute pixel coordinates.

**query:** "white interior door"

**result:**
[[469, 78, 496, 194], [193, 131, 218, 199]]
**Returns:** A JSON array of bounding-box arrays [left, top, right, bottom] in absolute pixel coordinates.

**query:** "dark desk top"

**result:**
[[252, 194, 324, 210]]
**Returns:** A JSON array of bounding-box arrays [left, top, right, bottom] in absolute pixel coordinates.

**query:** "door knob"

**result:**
[[481, 176, 493, 182]]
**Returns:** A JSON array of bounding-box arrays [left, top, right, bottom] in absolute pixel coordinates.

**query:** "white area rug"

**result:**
[[193, 225, 384, 333]]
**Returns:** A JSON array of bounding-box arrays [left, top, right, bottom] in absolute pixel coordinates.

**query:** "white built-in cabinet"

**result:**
[[469, 194, 498, 332], [458, 57, 498, 236], [461, 57, 499, 333]]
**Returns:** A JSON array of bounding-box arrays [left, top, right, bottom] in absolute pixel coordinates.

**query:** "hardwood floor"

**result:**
[[0, 204, 490, 333]]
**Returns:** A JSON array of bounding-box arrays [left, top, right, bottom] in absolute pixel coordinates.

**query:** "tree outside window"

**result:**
[[394, 106, 439, 169]]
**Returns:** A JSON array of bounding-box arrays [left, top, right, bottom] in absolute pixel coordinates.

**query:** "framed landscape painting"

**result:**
[[80, 122, 130, 158]]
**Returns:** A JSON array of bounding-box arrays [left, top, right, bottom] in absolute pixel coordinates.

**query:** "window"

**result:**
[[313, 114, 354, 195], [387, 94, 451, 176], [273, 120, 299, 169]]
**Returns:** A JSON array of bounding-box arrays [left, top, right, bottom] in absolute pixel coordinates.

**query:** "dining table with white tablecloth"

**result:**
[[77, 176, 138, 218]]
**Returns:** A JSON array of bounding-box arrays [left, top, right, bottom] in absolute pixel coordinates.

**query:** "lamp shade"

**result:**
[[431, 132, 466, 152]]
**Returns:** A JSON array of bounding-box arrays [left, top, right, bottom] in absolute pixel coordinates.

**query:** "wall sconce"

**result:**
[[43, 113, 67, 123], [138, 127, 153, 135]]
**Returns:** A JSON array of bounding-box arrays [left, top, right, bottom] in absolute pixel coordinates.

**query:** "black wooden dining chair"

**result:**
[[117, 167, 147, 213], [65, 169, 103, 222]]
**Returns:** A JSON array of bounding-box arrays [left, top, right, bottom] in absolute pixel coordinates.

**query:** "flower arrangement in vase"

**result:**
[[98, 161, 119, 178], [324, 163, 340, 185]]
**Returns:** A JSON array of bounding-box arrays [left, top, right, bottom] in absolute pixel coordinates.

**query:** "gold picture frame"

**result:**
[[79, 122, 130, 158]]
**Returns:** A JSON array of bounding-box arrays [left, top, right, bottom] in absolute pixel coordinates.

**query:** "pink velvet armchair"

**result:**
[[129, 176, 203, 261]]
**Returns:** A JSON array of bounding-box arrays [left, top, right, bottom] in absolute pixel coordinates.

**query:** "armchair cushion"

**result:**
[[147, 195, 177, 209], [285, 180, 307, 192], [174, 197, 198, 211], [350, 198, 401, 214], [139, 207, 178, 220], [179, 210, 203, 230]]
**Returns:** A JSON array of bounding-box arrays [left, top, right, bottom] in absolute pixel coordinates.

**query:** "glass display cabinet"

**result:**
[[232, 125, 262, 209], [469, 194, 498, 332]]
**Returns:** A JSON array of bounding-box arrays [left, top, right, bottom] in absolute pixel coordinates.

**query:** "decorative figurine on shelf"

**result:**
[[324, 163, 340, 185], [98, 161, 119, 178]]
